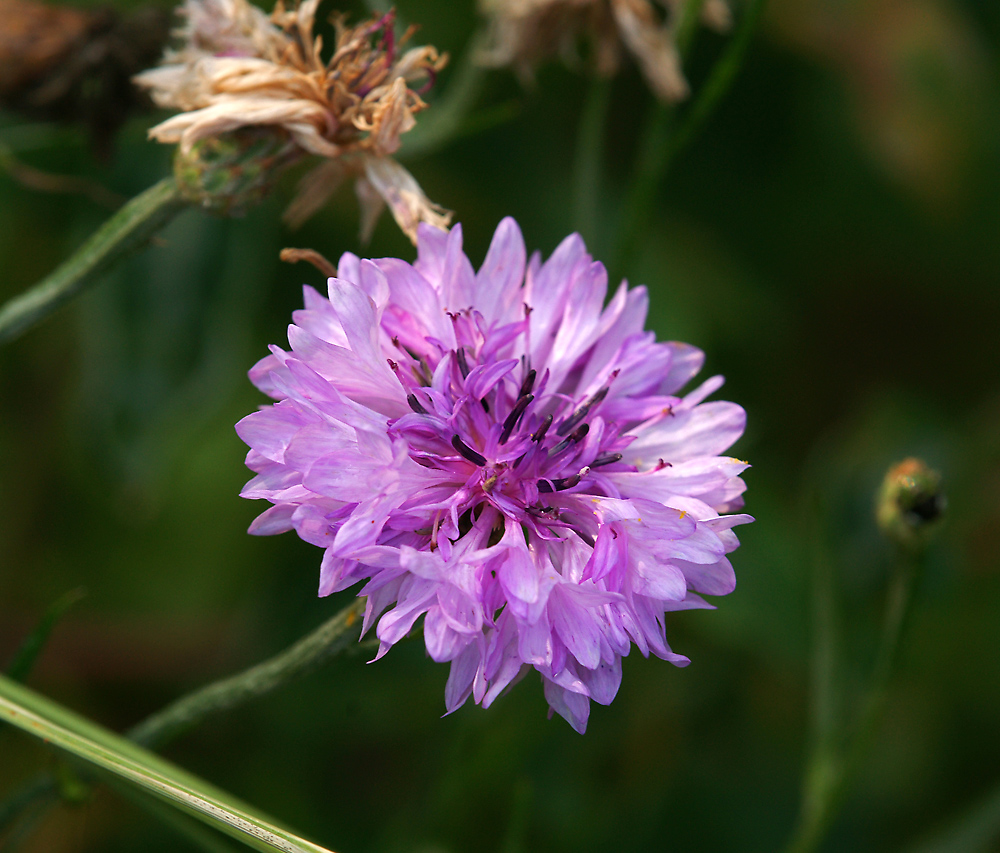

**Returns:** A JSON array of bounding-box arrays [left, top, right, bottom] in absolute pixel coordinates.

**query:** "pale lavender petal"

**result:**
[[625, 401, 747, 464], [475, 216, 526, 322], [543, 678, 590, 734], [237, 217, 750, 733]]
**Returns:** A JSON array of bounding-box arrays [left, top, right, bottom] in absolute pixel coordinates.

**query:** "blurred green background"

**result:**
[[1, 0, 999, 850]]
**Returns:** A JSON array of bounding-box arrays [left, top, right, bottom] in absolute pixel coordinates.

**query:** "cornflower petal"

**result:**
[[239, 219, 750, 732]]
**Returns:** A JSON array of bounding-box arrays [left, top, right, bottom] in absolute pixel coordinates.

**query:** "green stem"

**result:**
[[0, 177, 186, 345], [0, 598, 366, 841], [788, 497, 842, 853], [612, 0, 767, 272], [128, 597, 365, 749], [786, 554, 918, 853], [572, 77, 613, 248]]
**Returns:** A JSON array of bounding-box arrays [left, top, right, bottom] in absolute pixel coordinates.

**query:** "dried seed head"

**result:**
[[135, 0, 451, 240]]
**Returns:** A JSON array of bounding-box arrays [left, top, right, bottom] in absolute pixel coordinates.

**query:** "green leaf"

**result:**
[[104, 774, 244, 853], [0, 674, 337, 853], [6, 588, 86, 683]]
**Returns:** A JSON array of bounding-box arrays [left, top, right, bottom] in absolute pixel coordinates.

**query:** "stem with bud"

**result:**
[[786, 458, 942, 853]]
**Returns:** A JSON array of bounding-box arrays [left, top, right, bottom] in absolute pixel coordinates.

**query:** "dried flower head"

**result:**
[[135, 0, 450, 240], [237, 219, 751, 732], [478, 0, 731, 102]]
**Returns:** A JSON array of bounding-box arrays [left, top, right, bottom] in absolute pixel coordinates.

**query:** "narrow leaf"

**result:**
[[0, 675, 337, 853]]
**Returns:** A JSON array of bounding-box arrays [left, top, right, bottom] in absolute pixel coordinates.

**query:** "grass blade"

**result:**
[[0, 674, 337, 853]]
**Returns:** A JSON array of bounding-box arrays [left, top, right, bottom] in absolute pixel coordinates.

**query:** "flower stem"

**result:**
[[572, 76, 613, 249], [128, 597, 366, 749], [786, 553, 919, 853], [0, 177, 186, 345], [0, 598, 366, 842], [612, 0, 767, 273]]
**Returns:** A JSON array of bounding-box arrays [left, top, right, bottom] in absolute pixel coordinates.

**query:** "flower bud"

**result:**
[[876, 457, 945, 551], [172, 127, 300, 216]]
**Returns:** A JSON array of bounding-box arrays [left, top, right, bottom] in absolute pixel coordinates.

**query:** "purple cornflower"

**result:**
[[237, 219, 750, 732]]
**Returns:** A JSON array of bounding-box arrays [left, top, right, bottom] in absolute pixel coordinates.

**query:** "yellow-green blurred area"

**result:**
[[1, 0, 999, 850]]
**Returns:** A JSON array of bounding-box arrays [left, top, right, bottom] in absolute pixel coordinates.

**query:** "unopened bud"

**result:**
[[876, 458, 945, 551], [173, 128, 300, 216]]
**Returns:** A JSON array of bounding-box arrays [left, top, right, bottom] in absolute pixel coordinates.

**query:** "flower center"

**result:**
[[386, 315, 631, 537]]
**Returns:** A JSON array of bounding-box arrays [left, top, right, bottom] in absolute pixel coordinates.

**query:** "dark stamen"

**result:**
[[527, 505, 556, 517], [538, 471, 586, 492], [456, 348, 470, 379], [499, 394, 534, 445], [591, 452, 623, 468], [550, 423, 589, 456], [556, 387, 610, 436], [518, 369, 537, 399], [532, 414, 553, 442], [407, 394, 427, 414], [553, 473, 582, 490], [452, 435, 487, 466]]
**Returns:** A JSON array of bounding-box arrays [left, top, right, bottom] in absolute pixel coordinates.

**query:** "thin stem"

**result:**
[[786, 554, 919, 853], [842, 555, 916, 783], [0, 177, 186, 345], [788, 496, 843, 853], [128, 597, 365, 749], [0, 598, 366, 842], [572, 76, 613, 248], [612, 0, 767, 272]]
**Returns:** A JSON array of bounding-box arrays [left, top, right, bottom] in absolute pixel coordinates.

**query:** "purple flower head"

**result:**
[[237, 219, 751, 732]]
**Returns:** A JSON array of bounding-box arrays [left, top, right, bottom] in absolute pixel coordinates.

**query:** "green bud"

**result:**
[[876, 458, 945, 551], [173, 128, 300, 216]]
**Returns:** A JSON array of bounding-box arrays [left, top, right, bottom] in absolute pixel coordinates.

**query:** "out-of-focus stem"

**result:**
[[786, 554, 919, 853], [612, 0, 767, 273], [127, 597, 365, 749], [572, 77, 612, 248], [0, 598, 366, 843], [0, 177, 185, 345]]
